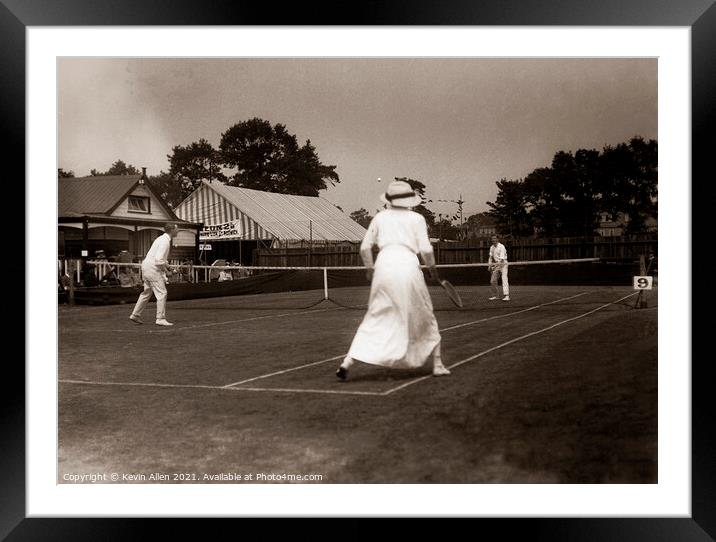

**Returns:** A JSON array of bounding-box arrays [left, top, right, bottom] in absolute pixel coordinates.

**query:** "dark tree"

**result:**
[[168, 138, 226, 197], [349, 208, 373, 228], [522, 167, 562, 237], [219, 118, 339, 196], [544, 149, 603, 236], [431, 217, 460, 241], [599, 136, 657, 233], [488, 137, 657, 238], [486, 179, 534, 237], [570, 148, 602, 236], [91, 160, 140, 176], [58, 168, 74, 178], [393, 177, 436, 227], [146, 171, 185, 210]]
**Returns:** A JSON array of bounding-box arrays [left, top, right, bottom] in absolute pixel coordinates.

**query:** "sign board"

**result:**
[[633, 276, 653, 290], [199, 244, 212, 251], [81, 250, 89, 257], [199, 220, 244, 241]]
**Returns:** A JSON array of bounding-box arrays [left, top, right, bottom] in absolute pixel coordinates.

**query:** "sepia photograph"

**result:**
[[56, 55, 659, 486], [2, 0, 707, 532]]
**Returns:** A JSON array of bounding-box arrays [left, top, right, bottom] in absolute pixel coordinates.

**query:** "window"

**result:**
[[127, 196, 150, 213]]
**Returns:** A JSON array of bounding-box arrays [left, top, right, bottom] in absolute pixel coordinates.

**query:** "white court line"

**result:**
[[439, 291, 588, 333], [381, 291, 639, 396], [59, 379, 221, 391], [229, 386, 384, 397], [59, 378, 383, 397], [59, 291, 629, 398], [222, 291, 588, 388], [222, 354, 345, 388], [61, 291, 585, 334], [68, 305, 345, 333], [162, 305, 343, 331]]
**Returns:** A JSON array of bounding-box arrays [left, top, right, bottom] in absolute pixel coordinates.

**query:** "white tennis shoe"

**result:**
[[502, 295, 510, 301], [488, 296, 498, 300], [432, 365, 451, 376], [155, 319, 174, 326]]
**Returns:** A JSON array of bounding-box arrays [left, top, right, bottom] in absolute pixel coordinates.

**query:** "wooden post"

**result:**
[[194, 226, 200, 264], [68, 260, 75, 306], [131, 225, 138, 258], [308, 220, 313, 268], [82, 217, 89, 258]]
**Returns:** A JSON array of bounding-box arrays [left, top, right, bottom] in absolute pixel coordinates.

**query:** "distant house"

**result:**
[[596, 212, 626, 237], [58, 169, 202, 261], [596, 212, 657, 237], [465, 213, 498, 238]]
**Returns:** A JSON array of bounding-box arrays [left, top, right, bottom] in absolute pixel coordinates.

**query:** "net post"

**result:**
[[635, 255, 647, 309], [640, 255, 648, 308], [323, 267, 328, 300]]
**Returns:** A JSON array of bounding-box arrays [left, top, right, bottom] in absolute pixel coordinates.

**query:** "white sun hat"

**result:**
[[379, 180, 422, 208]]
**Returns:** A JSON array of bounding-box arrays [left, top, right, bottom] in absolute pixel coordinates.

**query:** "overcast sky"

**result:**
[[58, 58, 657, 217]]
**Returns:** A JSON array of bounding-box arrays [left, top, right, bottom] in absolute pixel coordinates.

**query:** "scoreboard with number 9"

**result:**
[[633, 276, 653, 290]]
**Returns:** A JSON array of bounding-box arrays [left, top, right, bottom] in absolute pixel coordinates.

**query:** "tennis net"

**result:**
[[152, 257, 642, 311], [72, 257, 647, 309]]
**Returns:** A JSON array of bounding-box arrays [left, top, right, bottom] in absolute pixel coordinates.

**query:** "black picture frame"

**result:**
[[7, 0, 713, 538]]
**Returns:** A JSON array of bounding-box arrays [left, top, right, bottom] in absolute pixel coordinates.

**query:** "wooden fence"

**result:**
[[253, 244, 364, 267], [254, 234, 657, 267]]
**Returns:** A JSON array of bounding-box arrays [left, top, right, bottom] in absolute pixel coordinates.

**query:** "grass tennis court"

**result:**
[[58, 284, 657, 483]]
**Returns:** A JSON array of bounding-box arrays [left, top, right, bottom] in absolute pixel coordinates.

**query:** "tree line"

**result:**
[[59, 117, 340, 208], [486, 136, 657, 237], [60, 123, 656, 239], [355, 137, 657, 239]]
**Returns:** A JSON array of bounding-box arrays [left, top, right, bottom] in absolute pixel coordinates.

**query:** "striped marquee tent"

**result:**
[[174, 181, 367, 246]]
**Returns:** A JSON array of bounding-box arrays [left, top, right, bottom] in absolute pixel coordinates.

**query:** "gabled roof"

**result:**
[[58, 174, 179, 221], [58, 175, 141, 216], [175, 181, 366, 242]]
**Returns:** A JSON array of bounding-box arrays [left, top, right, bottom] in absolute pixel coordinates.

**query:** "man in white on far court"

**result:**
[[488, 234, 510, 301], [129, 223, 179, 326]]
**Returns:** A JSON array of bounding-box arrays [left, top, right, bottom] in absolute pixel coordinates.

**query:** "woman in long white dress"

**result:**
[[336, 180, 451, 380]]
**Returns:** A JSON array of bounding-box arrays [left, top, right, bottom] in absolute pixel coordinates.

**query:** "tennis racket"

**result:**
[[440, 280, 463, 308]]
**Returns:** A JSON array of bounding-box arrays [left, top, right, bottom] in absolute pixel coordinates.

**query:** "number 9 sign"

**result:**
[[633, 276, 653, 290]]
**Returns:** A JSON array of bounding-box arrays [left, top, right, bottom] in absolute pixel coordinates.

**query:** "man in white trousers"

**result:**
[[488, 235, 510, 301], [129, 223, 179, 326]]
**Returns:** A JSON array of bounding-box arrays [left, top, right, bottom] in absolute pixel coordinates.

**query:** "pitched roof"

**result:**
[[58, 174, 184, 222], [58, 175, 142, 216], [176, 181, 366, 241]]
